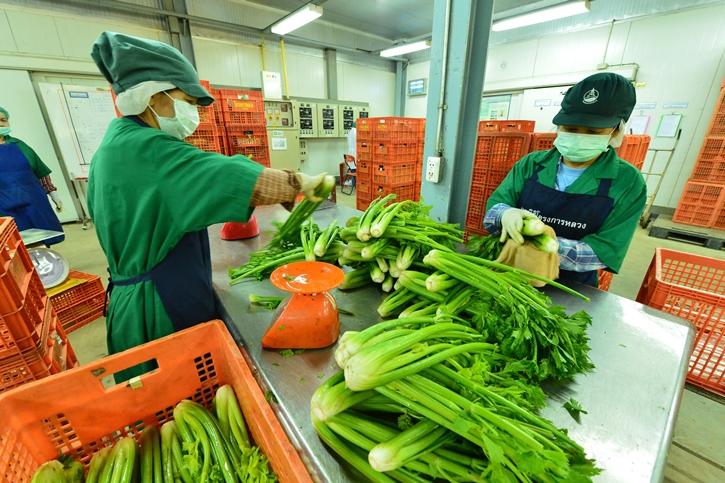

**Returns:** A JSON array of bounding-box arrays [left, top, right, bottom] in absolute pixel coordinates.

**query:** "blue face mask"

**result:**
[[554, 129, 615, 163], [0, 127, 11, 137]]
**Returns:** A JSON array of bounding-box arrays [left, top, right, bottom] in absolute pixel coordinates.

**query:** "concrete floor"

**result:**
[[55, 189, 725, 482]]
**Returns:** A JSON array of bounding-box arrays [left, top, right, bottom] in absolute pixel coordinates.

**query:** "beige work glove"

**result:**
[[49, 191, 63, 212], [500, 208, 538, 244], [495, 225, 559, 287], [295, 172, 327, 202]]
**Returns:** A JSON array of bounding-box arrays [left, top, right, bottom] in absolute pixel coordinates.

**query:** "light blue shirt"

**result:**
[[555, 157, 587, 192]]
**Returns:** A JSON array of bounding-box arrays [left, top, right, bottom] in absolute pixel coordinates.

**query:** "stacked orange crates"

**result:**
[[184, 80, 226, 155], [218, 89, 270, 167], [0, 218, 77, 393], [674, 86, 725, 229], [356, 117, 425, 211], [464, 121, 536, 237], [49, 270, 106, 334]]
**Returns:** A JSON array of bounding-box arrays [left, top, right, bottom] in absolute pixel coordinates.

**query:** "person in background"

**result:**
[[89, 31, 327, 381], [344, 119, 357, 189], [0, 106, 65, 245], [484, 73, 647, 287]]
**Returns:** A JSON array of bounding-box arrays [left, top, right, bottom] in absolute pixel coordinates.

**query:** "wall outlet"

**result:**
[[426, 156, 442, 183]]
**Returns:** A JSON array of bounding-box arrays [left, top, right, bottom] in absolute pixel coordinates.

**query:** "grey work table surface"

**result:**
[[209, 204, 695, 483]]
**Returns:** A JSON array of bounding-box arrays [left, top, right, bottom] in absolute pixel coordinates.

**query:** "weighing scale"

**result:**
[[220, 215, 260, 240], [28, 248, 70, 288], [263, 261, 345, 349]]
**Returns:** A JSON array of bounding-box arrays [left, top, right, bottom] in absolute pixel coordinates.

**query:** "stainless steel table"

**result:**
[[209, 205, 695, 483]]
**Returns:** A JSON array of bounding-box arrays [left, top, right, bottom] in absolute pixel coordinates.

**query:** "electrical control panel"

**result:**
[[317, 104, 339, 138], [293, 101, 318, 138], [339, 104, 356, 137], [299, 139, 308, 163], [264, 100, 295, 128], [354, 106, 370, 122]]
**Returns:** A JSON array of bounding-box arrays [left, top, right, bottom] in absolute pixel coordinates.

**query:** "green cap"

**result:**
[[553, 73, 636, 128], [0, 107, 8, 119], [91, 31, 213, 106]]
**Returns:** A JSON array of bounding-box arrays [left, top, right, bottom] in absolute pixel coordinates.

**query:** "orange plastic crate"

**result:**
[[672, 182, 725, 227], [616, 135, 649, 171], [691, 137, 725, 184], [0, 313, 78, 394], [373, 183, 416, 201], [474, 133, 531, 186], [357, 140, 371, 154], [216, 89, 263, 101], [372, 163, 417, 186], [478, 120, 500, 133], [357, 179, 370, 196], [636, 248, 725, 395], [371, 141, 419, 165], [499, 120, 535, 133], [0, 320, 311, 482], [371, 117, 423, 141], [0, 218, 34, 315], [465, 183, 498, 234], [226, 126, 268, 148], [707, 112, 725, 137], [197, 80, 215, 124], [529, 132, 557, 153], [50, 270, 105, 334], [357, 160, 371, 181], [597, 270, 613, 292], [230, 145, 269, 161], [357, 119, 372, 140], [356, 197, 371, 212], [357, 152, 371, 162], [185, 123, 223, 153]]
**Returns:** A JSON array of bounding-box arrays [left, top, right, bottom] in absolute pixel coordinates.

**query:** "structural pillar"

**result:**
[[420, 0, 493, 225], [394, 61, 406, 116], [325, 48, 338, 100], [162, 0, 196, 67]]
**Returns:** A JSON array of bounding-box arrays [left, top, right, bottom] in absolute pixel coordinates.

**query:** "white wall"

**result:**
[[406, 4, 725, 209]]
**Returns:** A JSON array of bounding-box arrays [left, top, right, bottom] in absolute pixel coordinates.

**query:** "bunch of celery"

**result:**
[[229, 223, 344, 284], [267, 175, 336, 250], [69, 385, 277, 483], [312, 316, 600, 482]]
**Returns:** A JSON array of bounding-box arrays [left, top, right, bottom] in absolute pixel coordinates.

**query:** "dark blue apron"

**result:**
[[518, 162, 614, 287], [104, 116, 222, 333], [0, 143, 64, 245]]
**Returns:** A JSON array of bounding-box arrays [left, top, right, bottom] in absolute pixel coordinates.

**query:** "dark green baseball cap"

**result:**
[[553, 72, 636, 128], [91, 31, 213, 106]]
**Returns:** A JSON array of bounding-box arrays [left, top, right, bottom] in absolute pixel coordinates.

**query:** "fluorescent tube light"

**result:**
[[492, 0, 590, 32], [380, 40, 432, 58], [271, 5, 323, 35]]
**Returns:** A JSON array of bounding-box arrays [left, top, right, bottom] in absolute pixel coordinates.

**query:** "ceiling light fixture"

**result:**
[[271, 4, 323, 36], [492, 0, 590, 32], [380, 40, 432, 58]]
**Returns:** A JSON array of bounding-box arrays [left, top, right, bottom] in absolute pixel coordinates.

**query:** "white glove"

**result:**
[[49, 191, 63, 213], [500, 208, 538, 244], [295, 172, 327, 203]]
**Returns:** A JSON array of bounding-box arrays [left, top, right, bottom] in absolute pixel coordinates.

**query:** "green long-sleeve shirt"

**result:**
[[88, 117, 264, 361], [486, 147, 647, 273]]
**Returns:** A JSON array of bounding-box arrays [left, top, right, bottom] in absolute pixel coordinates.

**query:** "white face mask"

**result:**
[[150, 92, 200, 139], [554, 128, 615, 163]]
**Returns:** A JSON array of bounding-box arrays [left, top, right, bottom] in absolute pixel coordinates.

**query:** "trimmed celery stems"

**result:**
[[339, 267, 373, 290], [381, 274, 394, 292], [521, 217, 545, 236], [370, 200, 413, 238], [314, 219, 339, 257], [310, 371, 377, 421], [268, 174, 335, 249], [377, 287, 417, 317], [357, 195, 396, 242]]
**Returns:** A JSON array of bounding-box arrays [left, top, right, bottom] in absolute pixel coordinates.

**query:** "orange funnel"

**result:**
[[263, 262, 345, 350]]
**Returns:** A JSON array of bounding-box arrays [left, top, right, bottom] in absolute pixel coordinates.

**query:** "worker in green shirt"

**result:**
[[485, 73, 647, 287], [89, 32, 327, 380], [0, 107, 65, 244]]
